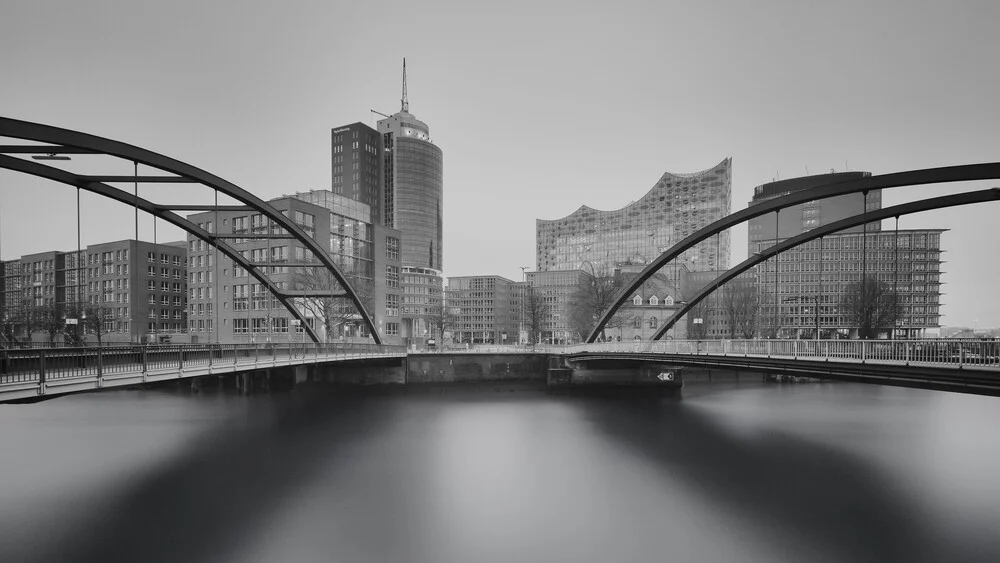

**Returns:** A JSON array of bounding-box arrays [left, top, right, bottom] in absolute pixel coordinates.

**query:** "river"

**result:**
[[1, 379, 998, 563]]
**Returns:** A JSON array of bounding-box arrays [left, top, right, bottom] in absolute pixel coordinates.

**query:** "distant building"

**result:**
[[537, 158, 732, 277], [524, 269, 591, 344], [612, 264, 688, 341], [448, 275, 519, 345]]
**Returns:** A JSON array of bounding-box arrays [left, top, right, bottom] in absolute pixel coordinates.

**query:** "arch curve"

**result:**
[[651, 188, 1000, 339]]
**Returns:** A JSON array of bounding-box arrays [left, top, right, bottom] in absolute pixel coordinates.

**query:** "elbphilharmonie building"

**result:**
[[536, 158, 733, 274]]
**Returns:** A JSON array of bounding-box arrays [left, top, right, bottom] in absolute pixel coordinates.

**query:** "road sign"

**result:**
[[290, 319, 302, 326], [65, 318, 78, 325], [657, 371, 674, 382]]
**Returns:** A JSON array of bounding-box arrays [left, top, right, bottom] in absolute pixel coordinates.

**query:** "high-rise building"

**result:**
[[376, 60, 444, 343], [331, 122, 383, 222], [537, 158, 732, 277], [747, 172, 880, 255], [185, 191, 402, 344]]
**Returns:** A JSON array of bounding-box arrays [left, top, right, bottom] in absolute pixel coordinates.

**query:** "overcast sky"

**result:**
[[1, 0, 998, 328]]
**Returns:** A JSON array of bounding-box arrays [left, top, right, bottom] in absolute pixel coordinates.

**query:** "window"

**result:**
[[633, 317, 642, 328], [385, 322, 399, 336], [386, 265, 399, 289], [633, 295, 642, 306], [649, 295, 659, 306], [233, 318, 248, 334], [148, 252, 155, 263], [386, 236, 399, 261], [386, 294, 399, 317], [649, 317, 658, 329]]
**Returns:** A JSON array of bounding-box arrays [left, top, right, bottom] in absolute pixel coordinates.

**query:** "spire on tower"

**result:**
[[401, 58, 409, 113]]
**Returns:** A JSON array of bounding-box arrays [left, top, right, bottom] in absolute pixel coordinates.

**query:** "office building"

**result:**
[[537, 158, 732, 277], [753, 229, 944, 338], [747, 173, 940, 338], [1, 240, 187, 343], [185, 191, 402, 344], [524, 269, 590, 344], [331, 122, 384, 222], [448, 275, 520, 345]]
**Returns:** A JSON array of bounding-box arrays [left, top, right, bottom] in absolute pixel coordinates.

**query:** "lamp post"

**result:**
[[520, 266, 529, 345]]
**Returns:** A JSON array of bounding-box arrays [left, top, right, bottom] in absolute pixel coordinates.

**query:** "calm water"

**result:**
[[1, 380, 999, 563]]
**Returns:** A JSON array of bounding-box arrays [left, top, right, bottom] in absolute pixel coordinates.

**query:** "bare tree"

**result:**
[[427, 299, 459, 343], [722, 281, 759, 339], [26, 302, 65, 344], [291, 267, 374, 342], [568, 267, 627, 342], [525, 287, 551, 346], [756, 291, 781, 339], [840, 276, 902, 339], [80, 303, 115, 345]]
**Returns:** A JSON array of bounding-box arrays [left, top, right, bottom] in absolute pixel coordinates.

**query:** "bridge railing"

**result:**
[[0, 342, 407, 385], [564, 339, 1000, 368]]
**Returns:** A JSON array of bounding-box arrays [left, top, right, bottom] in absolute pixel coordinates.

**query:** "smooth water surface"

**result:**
[[1, 380, 998, 563]]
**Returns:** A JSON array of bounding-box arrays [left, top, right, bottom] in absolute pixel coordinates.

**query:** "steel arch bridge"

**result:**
[[588, 162, 1000, 343], [0, 116, 382, 344], [651, 188, 1000, 339]]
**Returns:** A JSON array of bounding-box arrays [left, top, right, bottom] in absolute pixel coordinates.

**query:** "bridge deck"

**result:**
[[0, 344, 405, 402]]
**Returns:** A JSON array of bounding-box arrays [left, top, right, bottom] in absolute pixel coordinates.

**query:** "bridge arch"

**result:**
[[0, 117, 381, 344], [651, 188, 1000, 340], [588, 162, 1000, 343]]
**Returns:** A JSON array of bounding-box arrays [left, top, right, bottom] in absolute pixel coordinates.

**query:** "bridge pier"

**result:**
[[550, 358, 684, 395]]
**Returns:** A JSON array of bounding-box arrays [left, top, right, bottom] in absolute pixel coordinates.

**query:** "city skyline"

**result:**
[[1, 0, 998, 328]]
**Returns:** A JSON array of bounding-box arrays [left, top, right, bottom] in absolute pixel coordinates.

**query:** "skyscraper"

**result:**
[[376, 60, 444, 343]]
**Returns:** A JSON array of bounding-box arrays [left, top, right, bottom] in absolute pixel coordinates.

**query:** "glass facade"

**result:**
[[378, 107, 444, 343], [748, 172, 880, 255], [537, 158, 732, 274]]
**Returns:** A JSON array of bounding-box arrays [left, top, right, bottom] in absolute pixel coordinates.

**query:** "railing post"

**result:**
[[178, 346, 184, 373], [861, 341, 867, 362], [255, 344, 260, 365], [38, 350, 47, 391], [97, 346, 104, 379], [141, 345, 149, 377], [767, 340, 772, 357]]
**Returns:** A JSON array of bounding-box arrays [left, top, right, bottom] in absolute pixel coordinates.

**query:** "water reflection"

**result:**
[[0, 382, 998, 563]]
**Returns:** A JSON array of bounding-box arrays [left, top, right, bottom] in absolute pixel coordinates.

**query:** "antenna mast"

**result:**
[[401, 58, 409, 112]]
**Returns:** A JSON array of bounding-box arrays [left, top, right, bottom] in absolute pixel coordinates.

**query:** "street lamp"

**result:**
[[520, 265, 529, 345]]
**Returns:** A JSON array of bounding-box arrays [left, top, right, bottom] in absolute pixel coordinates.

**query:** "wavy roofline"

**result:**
[[537, 157, 731, 223]]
